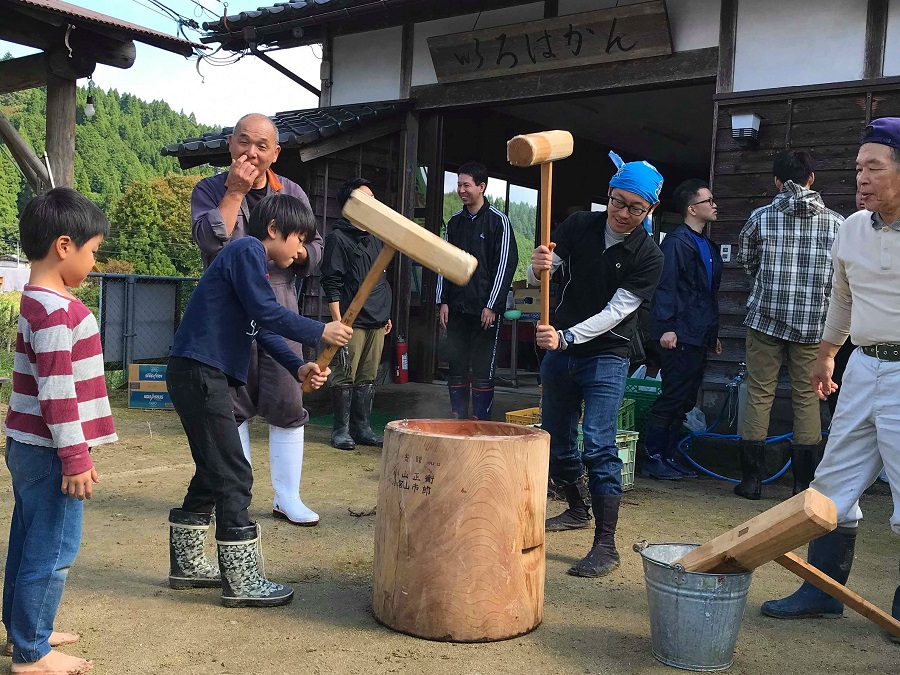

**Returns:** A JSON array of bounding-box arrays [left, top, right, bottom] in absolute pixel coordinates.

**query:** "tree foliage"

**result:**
[[0, 59, 214, 274]]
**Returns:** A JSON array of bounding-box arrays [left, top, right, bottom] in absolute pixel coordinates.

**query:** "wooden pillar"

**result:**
[[864, 0, 888, 80], [45, 73, 76, 188], [717, 0, 738, 94], [394, 112, 418, 346]]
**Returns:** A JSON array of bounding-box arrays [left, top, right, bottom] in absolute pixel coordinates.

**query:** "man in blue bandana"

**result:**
[[531, 156, 664, 578]]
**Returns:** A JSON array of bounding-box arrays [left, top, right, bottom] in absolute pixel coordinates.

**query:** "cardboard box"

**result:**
[[129, 381, 167, 392], [128, 389, 173, 410], [128, 364, 167, 382], [512, 288, 541, 320]]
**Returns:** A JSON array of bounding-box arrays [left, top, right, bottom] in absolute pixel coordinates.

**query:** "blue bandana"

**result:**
[[608, 151, 663, 234]]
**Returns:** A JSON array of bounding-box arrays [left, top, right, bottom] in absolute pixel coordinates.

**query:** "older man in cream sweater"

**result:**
[[761, 118, 900, 634]]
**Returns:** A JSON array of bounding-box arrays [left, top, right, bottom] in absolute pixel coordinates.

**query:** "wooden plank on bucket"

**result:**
[[776, 552, 900, 639], [675, 489, 837, 573]]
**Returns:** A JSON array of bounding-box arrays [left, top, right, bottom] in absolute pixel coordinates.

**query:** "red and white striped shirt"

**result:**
[[4, 285, 117, 475]]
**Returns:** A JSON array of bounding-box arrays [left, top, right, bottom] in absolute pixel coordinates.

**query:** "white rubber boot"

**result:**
[[238, 420, 251, 466], [269, 425, 319, 526]]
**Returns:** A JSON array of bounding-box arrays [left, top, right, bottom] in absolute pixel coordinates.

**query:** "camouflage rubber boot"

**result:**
[[217, 524, 294, 608], [168, 508, 221, 589]]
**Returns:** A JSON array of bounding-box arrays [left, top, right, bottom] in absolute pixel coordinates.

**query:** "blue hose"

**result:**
[[669, 384, 819, 484]]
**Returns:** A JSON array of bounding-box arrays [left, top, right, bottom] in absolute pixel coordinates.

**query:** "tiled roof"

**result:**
[[161, 101, 409, 168], [201, 1, 409, 34], [7, 0, 202, 56]]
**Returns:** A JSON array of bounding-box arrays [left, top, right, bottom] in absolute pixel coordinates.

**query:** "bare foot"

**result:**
[[5, 633, 80, 657], [10, 649, 92, 674]]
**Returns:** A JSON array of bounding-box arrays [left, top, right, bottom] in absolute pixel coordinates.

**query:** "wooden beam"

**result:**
[[45, 73, 76, 188], [777, 553, 900, 639], [399, 23, 414, 99], [0, 110, 51, 191], [717, 0, 738, 94], [675, 489, 837, 574], [298, 117, 404, 162], [864, 0, 888, 80], [395, 111, 419, 344], [0, 10, 136, 70], [412, 47, 718, 110], [0, 50, 95, 94], [319, 29, 333, 107]]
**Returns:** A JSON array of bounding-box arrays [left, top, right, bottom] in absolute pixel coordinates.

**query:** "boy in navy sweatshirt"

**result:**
[[166, 193, 352, 608]]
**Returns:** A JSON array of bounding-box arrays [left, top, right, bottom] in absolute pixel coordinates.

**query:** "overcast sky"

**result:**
[[1, 0, 321, 128]]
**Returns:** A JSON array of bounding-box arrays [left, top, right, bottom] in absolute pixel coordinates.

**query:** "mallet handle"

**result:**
[[777, 552, 900, 638], [540, 162, 552, 326], [301, 244, 397, 393]]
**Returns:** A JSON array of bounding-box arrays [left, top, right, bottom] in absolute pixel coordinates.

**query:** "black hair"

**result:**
[[773, 150, 814, 185], [337, 177, 373, 210], [672, 179, 710, 217], [457, 161, 488, 187], [246, 193, 317, 242], [19, 187, 110, 261]]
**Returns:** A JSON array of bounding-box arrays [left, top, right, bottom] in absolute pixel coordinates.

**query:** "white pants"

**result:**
[[811, 349, 900, 534]]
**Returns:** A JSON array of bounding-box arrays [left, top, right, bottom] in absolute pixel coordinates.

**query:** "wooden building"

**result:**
[[166, 0, 900, 401]]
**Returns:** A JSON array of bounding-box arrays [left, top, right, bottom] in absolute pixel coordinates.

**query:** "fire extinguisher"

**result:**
[[395, 335, 409, 384]]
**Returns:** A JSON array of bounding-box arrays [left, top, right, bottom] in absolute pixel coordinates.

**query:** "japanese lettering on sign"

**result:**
[[427, 2, 672, 85]]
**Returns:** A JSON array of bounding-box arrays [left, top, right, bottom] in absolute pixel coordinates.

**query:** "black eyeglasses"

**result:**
[[690, 197, 716, 207], [608, 194, 651, 217]]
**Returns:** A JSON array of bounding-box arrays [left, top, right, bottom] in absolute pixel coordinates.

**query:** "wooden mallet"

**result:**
[[301, 189, 478, 392], [507, 130, 574, 325], [673, 488, 900, 639]]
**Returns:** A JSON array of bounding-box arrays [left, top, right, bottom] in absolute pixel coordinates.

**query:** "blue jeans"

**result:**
[[2, 439, 84, 664], [540, 350, 628, 496]]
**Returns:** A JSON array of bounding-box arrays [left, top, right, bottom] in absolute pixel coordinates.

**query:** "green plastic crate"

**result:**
[[617, 398, 635, 431], [625, 377, 662, 433], [577, 428, 639, 492], [507, 398, 635, 429]]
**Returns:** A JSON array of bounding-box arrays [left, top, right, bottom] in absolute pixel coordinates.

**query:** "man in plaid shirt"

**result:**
[[734, 150, 842, 500]]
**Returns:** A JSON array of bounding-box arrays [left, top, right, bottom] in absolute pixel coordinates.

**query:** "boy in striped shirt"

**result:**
[[3, 187, 116, 675]]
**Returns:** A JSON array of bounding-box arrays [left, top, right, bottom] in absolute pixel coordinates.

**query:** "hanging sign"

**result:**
[[427, 1, 673, 84]]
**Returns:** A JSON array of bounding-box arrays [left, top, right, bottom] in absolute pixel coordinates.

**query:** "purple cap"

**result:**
[[861, 117, 900, 150]]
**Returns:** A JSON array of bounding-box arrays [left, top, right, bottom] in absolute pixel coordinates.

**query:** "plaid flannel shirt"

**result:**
[[736, 181, 843, 343]]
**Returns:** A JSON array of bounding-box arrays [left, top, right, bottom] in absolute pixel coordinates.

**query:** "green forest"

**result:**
[[442, 190, 536, 282], [0, 60, 214, 277]]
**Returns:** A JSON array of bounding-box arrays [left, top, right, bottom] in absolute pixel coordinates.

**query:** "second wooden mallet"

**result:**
[[507, 130, 574, 326]]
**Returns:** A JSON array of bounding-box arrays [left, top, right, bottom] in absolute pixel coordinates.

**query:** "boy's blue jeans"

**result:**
[[540, 350, 628, 497], [2, 439, 83, 664]]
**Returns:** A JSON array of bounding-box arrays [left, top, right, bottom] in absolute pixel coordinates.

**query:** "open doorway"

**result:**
[[419, 81, 716, 388]]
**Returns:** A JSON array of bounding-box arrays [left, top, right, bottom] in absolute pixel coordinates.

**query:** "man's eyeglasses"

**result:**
[[608, 194, 651, 217], [690, 197, 716, 207]]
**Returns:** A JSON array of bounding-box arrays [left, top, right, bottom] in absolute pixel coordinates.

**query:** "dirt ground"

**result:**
[[0, 385, 897, 674]]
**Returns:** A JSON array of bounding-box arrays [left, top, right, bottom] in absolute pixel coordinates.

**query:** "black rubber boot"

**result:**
[[217, 525, 294, 608], [790, 442, 823, 495], [349, 383, 383, 446], [761, 527, 856, 619], [640, 424, 682, 480], [471, 384, 494, 421], [891, 581, 900, 643], [330, 385, 355, 450], [734, 440, 765, 500], [545, 478, 592, 531], [168, 509, 220, 589], [664, 423, 697, 478], [568, 495, 622, 578], [448, 379, 470, 419]]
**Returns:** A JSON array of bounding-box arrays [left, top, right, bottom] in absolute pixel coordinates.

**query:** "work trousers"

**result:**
[[332, 325, 385, 387], [167, 357, 254, 538], [647, 343, 708, 429], [740, 327, 822, 445], [446, 311, 502, 385], [811, 349, 900, 534], [541, 350, 629, 496]]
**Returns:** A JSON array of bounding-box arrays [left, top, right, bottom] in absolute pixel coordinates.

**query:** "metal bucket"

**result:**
[[638, 543, 753, 671]]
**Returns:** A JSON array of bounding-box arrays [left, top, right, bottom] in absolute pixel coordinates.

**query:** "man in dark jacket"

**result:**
[[643, 179, 723, 480], [321, 178, 393, 450], [533, 157, 664, 579], [191, 113, 324, 526], [437, 161, 518, 421]]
